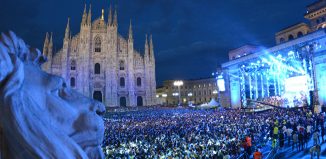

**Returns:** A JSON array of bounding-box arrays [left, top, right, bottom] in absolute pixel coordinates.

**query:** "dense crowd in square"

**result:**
[[102, 105, 325, 159]]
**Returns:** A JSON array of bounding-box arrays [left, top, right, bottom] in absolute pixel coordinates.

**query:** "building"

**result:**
[[155, 87, 166, 105], [228, 45, 262, 60], [157, 78, 219, 106], [42, 5, 157, 107], [276, 0, 326, 44], [221, 0, 326, 108]]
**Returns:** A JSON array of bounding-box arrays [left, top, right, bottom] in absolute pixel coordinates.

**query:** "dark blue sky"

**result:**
[[0, 0, 314, 86]]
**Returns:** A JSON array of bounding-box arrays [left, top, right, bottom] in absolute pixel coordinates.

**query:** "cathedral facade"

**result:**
[[42, 5, 157, 107]]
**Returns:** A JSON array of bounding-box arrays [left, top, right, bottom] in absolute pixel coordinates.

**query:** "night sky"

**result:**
[[0, 0, 314, 86]]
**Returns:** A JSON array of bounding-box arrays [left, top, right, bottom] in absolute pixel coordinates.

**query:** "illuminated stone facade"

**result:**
[[276, 0, 326, 44], [42, 5, 157, 107], [158, 78, 218, 106]]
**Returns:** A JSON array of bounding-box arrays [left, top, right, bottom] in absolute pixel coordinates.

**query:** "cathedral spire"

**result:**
[[101, 9, 105, 20], [113, 6, 118, 26], [128, 19, 133, 41], [144, 34, 149, 60], [49, 32, 53, 45], [43, 32, 49, 56], [108, 5, 112, 26], [87, 4, 92, 25], [64, 17, 70, 40], [48, 32, 53, 56], [81, 3, 87, 25], [149, 34, 155, 61]]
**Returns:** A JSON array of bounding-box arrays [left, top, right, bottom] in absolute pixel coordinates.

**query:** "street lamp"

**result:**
[[173, 80, 184, 106]]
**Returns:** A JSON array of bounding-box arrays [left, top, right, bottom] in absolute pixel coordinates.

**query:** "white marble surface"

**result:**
[[0, 31, 105, 159]]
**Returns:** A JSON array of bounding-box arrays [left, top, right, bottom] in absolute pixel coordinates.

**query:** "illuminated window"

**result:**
[[94, 36, 101, 52], [71, 60, 76, 70], [119, 60, 125, 70]]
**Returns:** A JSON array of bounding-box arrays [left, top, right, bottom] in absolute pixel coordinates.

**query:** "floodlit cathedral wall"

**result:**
[[42, 5, 157, 107]]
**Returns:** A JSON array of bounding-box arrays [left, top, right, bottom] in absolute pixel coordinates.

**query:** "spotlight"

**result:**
[[288, 51, 294, 56]]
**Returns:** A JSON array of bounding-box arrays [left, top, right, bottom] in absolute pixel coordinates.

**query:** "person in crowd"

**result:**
[[279, 130, 285, 148], [321, 124, 325, 143], [292, 131, 299, 151], [309, 144, 321, 159], [304, 129, 309, 149], [307, 124, 312, 137], [253, 149, 262, 159], [273, 126, 279, 139], [286, 127, 293, 146], [245, 135, 252, 155], [313, 130, 320, 145], [298, 131, 304, 151]]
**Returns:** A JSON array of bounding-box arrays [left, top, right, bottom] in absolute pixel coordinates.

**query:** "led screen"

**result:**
[[284, 75, 308, 93]]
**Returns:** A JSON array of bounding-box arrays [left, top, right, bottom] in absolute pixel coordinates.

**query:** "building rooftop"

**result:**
[[306, 0, 326, 13], [275, 22, 309, 36], [222, 29, 326, 68]]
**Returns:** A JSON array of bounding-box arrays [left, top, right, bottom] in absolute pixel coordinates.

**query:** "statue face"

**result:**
[[0, 32, 106, 158], [23, 63, 106, 157]]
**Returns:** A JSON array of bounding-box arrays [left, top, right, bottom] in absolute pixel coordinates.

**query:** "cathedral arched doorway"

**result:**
[[120, 97, 127, 107], [93, 91, 102, 102], [137, 96, 143, 106]]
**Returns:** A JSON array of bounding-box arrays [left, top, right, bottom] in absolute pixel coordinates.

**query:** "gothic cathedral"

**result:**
[[42, 4, 157, 107]]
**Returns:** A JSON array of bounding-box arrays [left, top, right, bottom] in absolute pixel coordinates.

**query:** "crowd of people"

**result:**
[[101, 106, 325, 159], [270, 108, 325, 159], [260, 95, 307, 108]]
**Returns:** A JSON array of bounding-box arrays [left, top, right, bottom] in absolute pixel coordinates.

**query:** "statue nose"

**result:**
[[92, 101, 106, 116]]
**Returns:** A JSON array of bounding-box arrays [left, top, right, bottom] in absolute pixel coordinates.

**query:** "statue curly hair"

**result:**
[[0, 31, 106, 159]]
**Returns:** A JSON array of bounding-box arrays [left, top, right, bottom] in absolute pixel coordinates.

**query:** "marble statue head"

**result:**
[[0, 31, 105, 159]]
